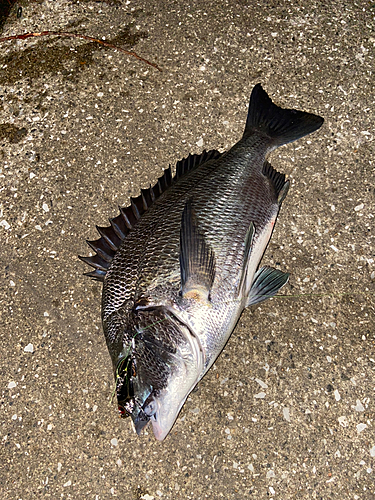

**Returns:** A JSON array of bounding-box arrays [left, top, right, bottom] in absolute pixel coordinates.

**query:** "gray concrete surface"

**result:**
[[1, 1, 374, 499]]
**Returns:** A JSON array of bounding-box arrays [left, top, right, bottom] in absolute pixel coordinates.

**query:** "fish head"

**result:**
[[115, 307, 204, 441]]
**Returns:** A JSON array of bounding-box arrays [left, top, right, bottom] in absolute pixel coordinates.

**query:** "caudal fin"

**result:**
[[244, 84, 324, 147]]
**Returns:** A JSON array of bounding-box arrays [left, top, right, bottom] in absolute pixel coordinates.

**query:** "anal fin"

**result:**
[[179, 200, 216, 302], [246, 266, 289, 307]]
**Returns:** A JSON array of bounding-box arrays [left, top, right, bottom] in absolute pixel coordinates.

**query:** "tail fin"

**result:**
[[244, 84, 324, 146]]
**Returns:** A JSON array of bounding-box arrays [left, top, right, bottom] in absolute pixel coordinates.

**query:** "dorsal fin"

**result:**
[[175, 149, 220, 179], [79, 149, 222, 281]]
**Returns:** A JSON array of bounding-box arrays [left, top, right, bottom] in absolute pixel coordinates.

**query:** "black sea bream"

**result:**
[[80, 84, 323, 440]]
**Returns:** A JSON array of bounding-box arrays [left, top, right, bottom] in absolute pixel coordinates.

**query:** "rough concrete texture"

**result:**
[[0, 1, 374, 499]]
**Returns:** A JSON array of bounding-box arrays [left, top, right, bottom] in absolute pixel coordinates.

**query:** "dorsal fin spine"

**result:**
[[87, 239, 115, 262], [96, 225, 121, 249], [79, 254, 110, 271], [80, 149, 222, 280], [84, 269, 106, 280], [149, 185, 156, 202], [119, 207, 133, 230], [110, 217, 126, 240], [141, 189, 149, 210], [131, 198, 141, 220]]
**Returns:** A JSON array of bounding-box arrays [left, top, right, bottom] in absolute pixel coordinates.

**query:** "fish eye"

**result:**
[[143, 400, 157, 417]]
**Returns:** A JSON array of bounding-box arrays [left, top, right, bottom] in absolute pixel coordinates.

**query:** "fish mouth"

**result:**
[[132, 308, 205, 441]]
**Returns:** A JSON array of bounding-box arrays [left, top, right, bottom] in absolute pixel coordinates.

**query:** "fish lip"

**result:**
[[133, 410, 167, 441], [133, 409, 152, 436], [150, 416, 169, 441]]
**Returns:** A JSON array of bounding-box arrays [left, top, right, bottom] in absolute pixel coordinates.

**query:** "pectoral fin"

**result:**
[[179, 200, 216, 302], [246, 266, 289, 307]]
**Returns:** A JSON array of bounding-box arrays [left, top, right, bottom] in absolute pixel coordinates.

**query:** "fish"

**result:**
[[80, 84, 323, 440]]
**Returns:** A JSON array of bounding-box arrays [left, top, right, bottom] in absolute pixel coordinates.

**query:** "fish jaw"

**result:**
[[126, 309, 205, 440], [142, 360, 201, 441]]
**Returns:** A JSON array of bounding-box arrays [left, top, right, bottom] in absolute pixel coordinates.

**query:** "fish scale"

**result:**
[[80, 83, 324, 440], [115, 145, 268, 298]]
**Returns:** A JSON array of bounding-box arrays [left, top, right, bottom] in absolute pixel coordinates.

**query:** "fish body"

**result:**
[[81, 84, 323, 440]]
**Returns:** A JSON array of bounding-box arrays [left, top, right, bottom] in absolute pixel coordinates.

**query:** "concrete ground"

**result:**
[[0, 1, 374, 499]]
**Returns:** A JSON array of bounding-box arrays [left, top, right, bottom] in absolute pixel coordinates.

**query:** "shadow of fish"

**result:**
[[80, 84, 323, 440]]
